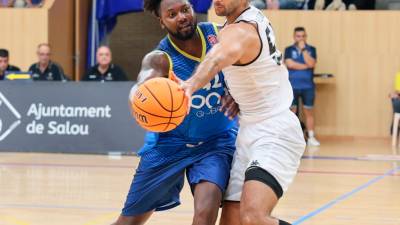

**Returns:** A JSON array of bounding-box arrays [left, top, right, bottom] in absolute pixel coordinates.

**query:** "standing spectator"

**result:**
[[284, 27, 320, 146], [389, 90, 400, 134], [390, 91, 400, 113], [83, 46, 128, 81], [29, 43, 66, 81], [0, 49, 20, 81]]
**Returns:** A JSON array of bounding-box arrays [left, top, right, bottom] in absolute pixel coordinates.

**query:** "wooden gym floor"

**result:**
[[0, 137, 399, 225]]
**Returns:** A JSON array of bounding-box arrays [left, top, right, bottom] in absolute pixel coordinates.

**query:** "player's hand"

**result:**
[[170, 71, 192, 115], [179, 81, 196, 115], [169, 71, 180, 83], [220, 93, 239, 120]]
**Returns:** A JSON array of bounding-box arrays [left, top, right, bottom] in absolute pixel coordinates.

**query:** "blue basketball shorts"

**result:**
[[121, 130, 236, 216]]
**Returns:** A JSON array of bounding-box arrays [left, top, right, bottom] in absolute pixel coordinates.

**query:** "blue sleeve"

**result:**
[[284, 47, 292, 60], [310, 46, 317, 60]]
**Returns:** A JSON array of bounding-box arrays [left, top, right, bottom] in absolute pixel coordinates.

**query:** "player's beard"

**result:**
[[167, 21, 197, 41]]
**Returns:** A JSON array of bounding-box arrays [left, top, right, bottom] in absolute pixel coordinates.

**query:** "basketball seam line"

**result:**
[[144, 83, 172, 112], [142, 122, 178, 128], [164, 80, 174, 131], [133, 102, 186, 119], [144, 81, 186, 113], [175, 89, 186, 112]]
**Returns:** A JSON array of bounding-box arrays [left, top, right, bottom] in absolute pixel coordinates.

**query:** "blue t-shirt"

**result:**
[[284, 44, 317, 90]]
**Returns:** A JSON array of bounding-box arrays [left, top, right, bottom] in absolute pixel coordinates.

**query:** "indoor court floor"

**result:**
[[0, 138, 399, 225]]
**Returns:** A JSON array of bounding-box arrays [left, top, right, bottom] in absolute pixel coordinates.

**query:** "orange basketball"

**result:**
[[130, 77, 188, 132]]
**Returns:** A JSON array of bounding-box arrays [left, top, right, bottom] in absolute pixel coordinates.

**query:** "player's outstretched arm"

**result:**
[[129, 50, 170, 100], [182, 22, 259, 96], [136, 50, 170, 84]]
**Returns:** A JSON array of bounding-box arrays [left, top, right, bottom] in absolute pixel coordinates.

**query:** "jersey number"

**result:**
[[265, 23, 282, 65]]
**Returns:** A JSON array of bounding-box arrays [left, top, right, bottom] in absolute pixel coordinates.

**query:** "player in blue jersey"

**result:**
[[112, 1, 239, 225]]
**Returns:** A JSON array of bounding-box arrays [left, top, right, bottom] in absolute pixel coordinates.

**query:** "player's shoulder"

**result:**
[[28, 63, 37, 71], [222, 21, 255, 35], [143, 50, 169, 63], [111, 64, 123, 72], [236, 6, 265, 22], [8, 65, 20, 71], [198, 22, 220, 33], [157, 36, 170, 50]]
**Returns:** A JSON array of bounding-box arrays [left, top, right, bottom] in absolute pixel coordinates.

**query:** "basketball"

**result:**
[[130, 77, 188, 132]]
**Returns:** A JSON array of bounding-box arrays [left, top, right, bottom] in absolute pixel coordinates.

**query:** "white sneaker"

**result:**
[[307, 136, 320, 146]]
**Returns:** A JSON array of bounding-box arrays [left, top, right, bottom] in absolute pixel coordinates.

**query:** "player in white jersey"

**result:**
[[181, 1, 306, 225]]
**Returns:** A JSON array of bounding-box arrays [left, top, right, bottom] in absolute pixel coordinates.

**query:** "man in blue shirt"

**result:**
[[284, 27, 320, 146]]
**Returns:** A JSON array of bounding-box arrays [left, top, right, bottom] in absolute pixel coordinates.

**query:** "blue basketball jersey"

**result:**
[[139, 22, 237, 155]]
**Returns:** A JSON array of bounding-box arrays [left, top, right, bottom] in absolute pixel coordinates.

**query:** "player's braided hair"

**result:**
[[144, 0, 163, 17]]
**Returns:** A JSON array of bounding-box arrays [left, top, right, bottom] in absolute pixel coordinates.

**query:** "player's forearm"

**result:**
[[187, 54, 222, 92], [188, 43, 237, 92]]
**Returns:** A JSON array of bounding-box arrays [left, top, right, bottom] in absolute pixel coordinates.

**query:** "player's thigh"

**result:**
[[223, 145, 249, 202], [241, 179, 279, 217], [248, 113, 305, 193], [122, 158, 187, 216], [220, 201, 241, 225], [186, 151, 233, 195]]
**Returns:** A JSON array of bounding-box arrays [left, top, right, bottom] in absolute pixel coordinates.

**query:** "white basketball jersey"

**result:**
[[223, 6, 293, 123]]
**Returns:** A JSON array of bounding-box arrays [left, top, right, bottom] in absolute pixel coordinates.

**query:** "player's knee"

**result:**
[[193, 204, 217, 224], [240, 211, 262, 225]]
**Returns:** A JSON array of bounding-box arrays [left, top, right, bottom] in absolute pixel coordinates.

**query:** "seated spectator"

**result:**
[[83, 46, 128, 82], [250, 0, 313, 10], [314, 0, 362, 9], [250, 0, 267, 9], [250, 0, 280, 9], [12, 0, 43, 7], [13, 0, 24, 7], [0, 0, 14, 7], [0, 49, 20, 80], [29, 43, 66, 81], [280, 0, 309, 9], [25, 0, 44, 7]]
